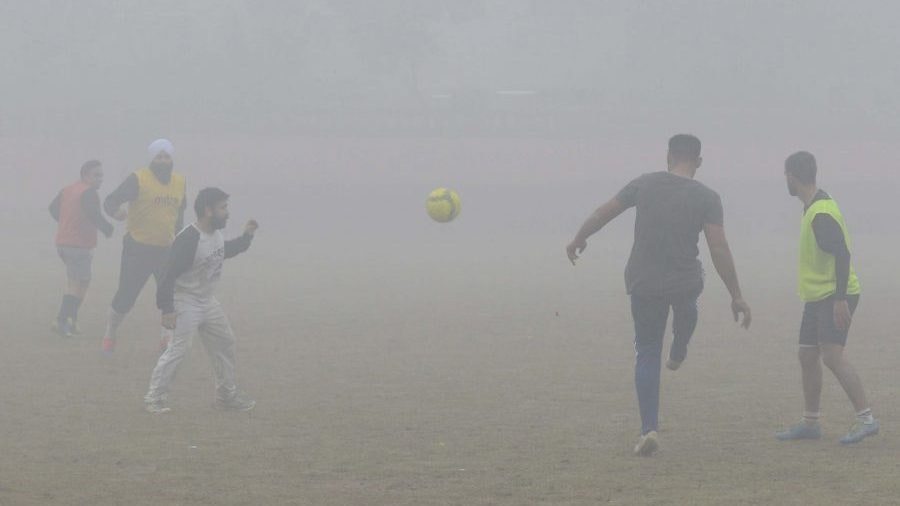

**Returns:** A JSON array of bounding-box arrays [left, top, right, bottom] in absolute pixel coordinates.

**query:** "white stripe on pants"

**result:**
[[145, 298, 237, 403]]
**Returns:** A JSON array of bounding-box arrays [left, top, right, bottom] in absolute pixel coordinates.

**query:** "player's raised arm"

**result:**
[[567, 197, 628, 265], [224, 220, 257, 259], [703, 223, 751, 329]]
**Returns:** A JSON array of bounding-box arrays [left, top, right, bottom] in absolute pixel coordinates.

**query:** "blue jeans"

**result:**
[[631, 291, 700, 435]]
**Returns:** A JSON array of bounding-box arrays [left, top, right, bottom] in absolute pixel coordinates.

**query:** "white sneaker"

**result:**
[[634, 431, 659, 456], [144, 399, 172, 414]]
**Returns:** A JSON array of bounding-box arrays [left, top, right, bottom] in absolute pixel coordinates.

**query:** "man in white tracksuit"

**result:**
[[145, 187, 257, 414]]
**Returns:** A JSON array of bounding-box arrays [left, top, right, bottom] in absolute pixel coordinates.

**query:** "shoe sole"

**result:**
[[634, 432, 659, 456], [144, 407, 172, 414]]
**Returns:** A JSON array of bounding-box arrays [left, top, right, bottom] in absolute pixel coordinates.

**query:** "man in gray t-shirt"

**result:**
[[617, 170, 724, 298], [566, 134, 751, 457]]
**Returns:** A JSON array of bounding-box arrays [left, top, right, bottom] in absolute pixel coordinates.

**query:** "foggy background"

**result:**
[[1, 0, 898, 337], [3, 1, 899, 246]]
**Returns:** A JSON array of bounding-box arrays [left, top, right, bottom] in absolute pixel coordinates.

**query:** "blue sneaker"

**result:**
[[775, 422, 822, 441], [839, 420, 879, 445]]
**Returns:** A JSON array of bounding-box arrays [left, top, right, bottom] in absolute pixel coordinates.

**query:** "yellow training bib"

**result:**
[[127, 168, 185, 247], [798, 198, 860, 302]]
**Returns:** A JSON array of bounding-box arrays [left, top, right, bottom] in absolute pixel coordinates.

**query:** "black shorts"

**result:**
[[798, 294, 860, 347]]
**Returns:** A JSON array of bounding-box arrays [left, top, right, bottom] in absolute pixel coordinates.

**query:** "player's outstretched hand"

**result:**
[[567, 238, 587, 265], [161, 312, 177, 330], [732, 297, 752, 330], [244, 219, 259, 236]]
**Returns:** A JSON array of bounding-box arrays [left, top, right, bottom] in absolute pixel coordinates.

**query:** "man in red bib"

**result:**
[[49, 160, 114, 337]]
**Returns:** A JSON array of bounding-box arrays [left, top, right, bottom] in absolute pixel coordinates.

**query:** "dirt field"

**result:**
[[2, 214, 899, 506]]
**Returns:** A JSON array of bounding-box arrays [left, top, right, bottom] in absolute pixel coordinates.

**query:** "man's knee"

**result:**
[[798, 346, 820, 367], [820, 345, 845, 371]]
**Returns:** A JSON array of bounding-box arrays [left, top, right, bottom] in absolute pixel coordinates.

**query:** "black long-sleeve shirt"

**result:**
[[49, 186, 115, 238], [806, 190, 851, 299]]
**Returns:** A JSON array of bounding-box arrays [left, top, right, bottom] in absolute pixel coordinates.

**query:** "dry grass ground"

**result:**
[[2, 226, 899, 505]]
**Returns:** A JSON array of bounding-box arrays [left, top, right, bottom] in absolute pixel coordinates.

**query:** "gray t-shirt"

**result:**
[[616, 171, 724, 297]]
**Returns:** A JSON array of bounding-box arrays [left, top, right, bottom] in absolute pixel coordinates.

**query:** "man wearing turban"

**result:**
[[101, 139, 187, 354]]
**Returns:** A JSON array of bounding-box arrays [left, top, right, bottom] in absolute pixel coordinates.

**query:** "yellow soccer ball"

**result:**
[[426, 188, 461, 223]]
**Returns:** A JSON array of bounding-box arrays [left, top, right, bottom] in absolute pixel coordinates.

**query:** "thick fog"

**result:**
[[4, 1, 900, 241]]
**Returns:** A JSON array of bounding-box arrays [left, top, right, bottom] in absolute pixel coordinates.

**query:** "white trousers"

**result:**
[[145, 298, 238, 403]]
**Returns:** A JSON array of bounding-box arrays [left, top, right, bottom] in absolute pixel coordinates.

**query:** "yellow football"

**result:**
[[426, 188, 461, 223]]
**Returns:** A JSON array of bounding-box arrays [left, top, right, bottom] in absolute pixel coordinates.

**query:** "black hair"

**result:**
[[80, 160, 102, 179], [194, 187, 229, 218], [668, 134, 702, 164], [785, 151, 817, 184]]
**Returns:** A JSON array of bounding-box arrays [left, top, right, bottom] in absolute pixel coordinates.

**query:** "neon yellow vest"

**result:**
[[798, 198, 860, 302], [127, 168, 186, 247]]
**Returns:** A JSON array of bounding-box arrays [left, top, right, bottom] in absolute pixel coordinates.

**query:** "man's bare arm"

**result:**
[[567, 197, 628, 265], [704, 223, 752, 329]]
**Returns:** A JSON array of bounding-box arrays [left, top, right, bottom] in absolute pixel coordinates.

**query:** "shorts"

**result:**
[[798, 294, 859, 347], [57, 246, 94, 282]]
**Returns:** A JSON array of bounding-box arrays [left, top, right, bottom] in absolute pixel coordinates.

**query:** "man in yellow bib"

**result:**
[[776, 151, 877, 444], [101, 139, 186, 354]]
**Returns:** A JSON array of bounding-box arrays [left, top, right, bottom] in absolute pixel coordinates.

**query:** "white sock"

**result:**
[[802, 411, 820, 425], [105, 308, 125, 339], [856, 408, 874, 424]]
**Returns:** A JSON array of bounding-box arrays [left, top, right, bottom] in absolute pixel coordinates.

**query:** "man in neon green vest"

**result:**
[[776, 151, 877, 445]]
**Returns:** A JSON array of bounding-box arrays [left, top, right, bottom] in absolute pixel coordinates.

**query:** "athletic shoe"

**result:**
[[665, 358, 683, 371], [52, 320, 74, 338], [775, 422, 822, 441], [101, 336, 116, 355], [839, 420, 879, 445], [215, 393, 256, 412], [144, 399, 172, 414], [634, 431, 659, 456], [70, 320, 83, 336]]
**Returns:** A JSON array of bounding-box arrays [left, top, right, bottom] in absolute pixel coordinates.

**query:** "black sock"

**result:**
[[57, 296, 69, 324], [58, 295, 80, 325], [71, 296, 83, 323]]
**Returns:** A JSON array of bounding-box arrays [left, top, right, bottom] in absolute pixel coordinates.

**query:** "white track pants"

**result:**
[[145, 298, 238, 403]]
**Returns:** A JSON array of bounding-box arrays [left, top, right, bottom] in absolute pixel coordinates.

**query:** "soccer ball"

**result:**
[[426, 188, 461, 223]]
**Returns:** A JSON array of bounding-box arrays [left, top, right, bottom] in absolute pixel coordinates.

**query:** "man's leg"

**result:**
[[799, 346, 823, 415], [822, 342, 878, 443], [776, 302, 824, 440], [631, 294, 669, 438], [200, 302, 254, 411], [820, 344, 867, 412], [668, 292, 699, 367], [67, 253, 91, 334], [145, 302, 201, 412], [56, 248, 91, 336], [818, 295, 877, 443], [105, 238, 154, 348], [152, 247, 174, 353]]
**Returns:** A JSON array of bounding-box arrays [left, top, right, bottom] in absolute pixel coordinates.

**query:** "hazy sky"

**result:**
[[2, 1, 898, 141], [3, 1, 899, 239]]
